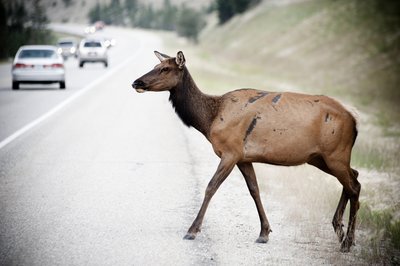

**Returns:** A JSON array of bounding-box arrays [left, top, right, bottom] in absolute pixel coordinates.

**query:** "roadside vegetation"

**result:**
[[162, 0, 399, 263], [87, 0, 206, 42], [87, 0, 261, 43], [0, 0, 55, 60]]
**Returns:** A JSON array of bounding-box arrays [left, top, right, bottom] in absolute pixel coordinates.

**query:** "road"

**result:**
[[0, 25, 367, 265]]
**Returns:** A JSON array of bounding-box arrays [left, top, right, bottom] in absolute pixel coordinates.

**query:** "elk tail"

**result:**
[[343, 103, 359, 147]]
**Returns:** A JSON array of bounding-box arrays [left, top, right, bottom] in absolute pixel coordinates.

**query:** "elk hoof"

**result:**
[[255, 236, 269, 243], [333, 223, 345, 243], [340, 238, 353, 253], [183, 233, 196, 240], [335, 229, 345, 243]]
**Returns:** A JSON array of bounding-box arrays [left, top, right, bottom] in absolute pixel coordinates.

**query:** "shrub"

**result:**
[[176, 6, 206, 43]]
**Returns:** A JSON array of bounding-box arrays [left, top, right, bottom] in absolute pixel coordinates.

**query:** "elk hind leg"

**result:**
[[341, 167, 360, 252], [332, 169, 359, 244], [308, 156, 348, 243], [237, 162, 271, 243], [326, 159, 360, 252], [184, 157, 236, 240], [332, 189, 347, 243]]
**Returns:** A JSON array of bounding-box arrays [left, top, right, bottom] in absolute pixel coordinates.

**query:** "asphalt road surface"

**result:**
[[0, 25, 366, 265]]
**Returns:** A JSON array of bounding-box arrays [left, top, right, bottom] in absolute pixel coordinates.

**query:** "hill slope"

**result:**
[[199, 0, 400, 121]]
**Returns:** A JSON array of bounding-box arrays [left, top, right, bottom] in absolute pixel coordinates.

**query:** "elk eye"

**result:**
[[161, 67, 170, 73]]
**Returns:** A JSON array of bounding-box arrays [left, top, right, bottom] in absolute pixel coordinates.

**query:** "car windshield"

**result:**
[[58, 42, 74, 46], [84, 42, 101, 48], [19, 49, 56, 59]]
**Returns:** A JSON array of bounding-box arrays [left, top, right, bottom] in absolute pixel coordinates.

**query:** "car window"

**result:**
[[19, 49, 56, 59], [58, 41, 74, 46], [83, 42, 101, 48]]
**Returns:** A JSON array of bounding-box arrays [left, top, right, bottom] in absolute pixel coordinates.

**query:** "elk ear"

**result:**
[[154, 51, 171, 62], [176, 51, 185, 69]]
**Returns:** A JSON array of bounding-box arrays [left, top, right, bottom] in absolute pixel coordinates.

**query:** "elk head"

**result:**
[[132, 51, 186, 93]]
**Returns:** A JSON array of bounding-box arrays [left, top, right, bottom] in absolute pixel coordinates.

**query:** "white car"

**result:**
[[57, 39, 78, 59], [78, 39, 108, 68], [12, 45, 66, 90]]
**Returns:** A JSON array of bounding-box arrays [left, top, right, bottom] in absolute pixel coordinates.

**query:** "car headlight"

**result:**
[[70, 47, 76, 53], [57, 48, 62, 54]]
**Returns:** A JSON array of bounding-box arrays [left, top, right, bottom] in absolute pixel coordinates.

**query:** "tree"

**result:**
[[29, 0, 51, 44], [216, 0, 235, 24], [0, 0, 7, 58], [134, 4, 156, 29], [125, 0, 138, 26], [1, 0, 53, 59], [109, 0, 124, 25], [176, 5, 206, 43], [86, 0, 207, 43], [88, 2, 102, 23], [88, 0, 125, 26], [216, 0, 261, 24], [62, 0, 73, 7], [159, 0, 178, 31]]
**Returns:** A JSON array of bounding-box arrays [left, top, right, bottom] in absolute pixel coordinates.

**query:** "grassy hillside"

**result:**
[[172, 0, 400, 169], [200, 0, 399, 116], [163, 0, 400, 262]]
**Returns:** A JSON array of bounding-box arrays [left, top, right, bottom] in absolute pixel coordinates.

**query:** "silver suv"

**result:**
[[78, 39, 108, 68]]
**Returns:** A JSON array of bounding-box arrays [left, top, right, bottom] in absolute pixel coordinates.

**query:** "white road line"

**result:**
[[0, 43, 143, 150]]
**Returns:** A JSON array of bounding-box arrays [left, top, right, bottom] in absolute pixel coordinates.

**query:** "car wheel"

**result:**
[[60, 81, 66, 89], [104, 61, 108, 68], [79, 61, 84, 68], [12, 81, 19, 90]]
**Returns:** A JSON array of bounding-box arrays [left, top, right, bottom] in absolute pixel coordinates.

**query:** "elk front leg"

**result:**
[[184, 157, 236, 240], [237, 162, 271, 243]]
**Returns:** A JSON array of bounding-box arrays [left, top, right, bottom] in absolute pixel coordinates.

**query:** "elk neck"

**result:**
[[169, 67, 221, 138]]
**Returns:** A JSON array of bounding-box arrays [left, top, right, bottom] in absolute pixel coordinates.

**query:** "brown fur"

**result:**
[[132, 51, 360, 252]]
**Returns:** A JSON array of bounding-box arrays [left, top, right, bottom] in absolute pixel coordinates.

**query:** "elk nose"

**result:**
[[132, 79, 145, 89]]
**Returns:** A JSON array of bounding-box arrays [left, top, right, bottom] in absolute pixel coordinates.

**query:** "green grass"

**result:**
[[358, 204, 400, 264], [352, 147, 387, 170]]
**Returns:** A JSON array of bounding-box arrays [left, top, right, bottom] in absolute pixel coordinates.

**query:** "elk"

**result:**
[[132, 51, 360, 252]]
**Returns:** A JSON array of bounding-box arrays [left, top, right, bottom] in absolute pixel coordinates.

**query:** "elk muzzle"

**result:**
[[132, 79, 147, 93]]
